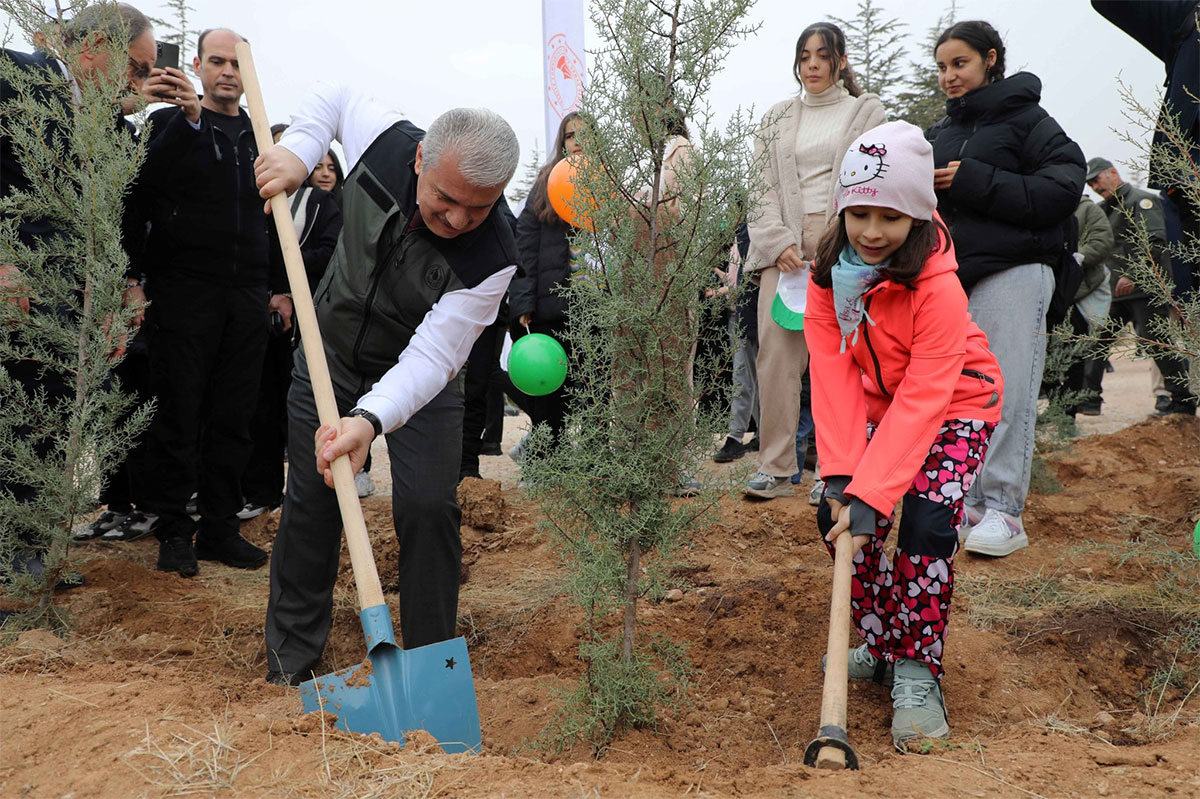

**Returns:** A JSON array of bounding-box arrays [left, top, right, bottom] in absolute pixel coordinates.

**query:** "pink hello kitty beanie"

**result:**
[[836, 120, 937, 221]]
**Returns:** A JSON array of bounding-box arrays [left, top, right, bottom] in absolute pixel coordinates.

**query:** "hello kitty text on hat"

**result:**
[[836, 120, 937, 222]]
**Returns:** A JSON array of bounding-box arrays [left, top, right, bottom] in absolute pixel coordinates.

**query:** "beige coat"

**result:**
[[747, 93, 886, 272]]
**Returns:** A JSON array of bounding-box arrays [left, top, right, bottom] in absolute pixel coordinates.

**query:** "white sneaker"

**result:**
[[808, 478, 825, 506], [354, 470, 375, 498], [962, 508, 1028, 557], [958, 504, 985, 544]]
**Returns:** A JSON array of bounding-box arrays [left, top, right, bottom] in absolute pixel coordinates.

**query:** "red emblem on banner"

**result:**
[[546, 33, 583, 119]]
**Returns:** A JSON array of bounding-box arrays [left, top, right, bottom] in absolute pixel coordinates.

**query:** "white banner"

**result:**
[[542, 0, 586, 158]]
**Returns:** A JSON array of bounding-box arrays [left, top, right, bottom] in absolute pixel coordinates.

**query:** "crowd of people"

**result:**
[[1, 0, 1196, 750]]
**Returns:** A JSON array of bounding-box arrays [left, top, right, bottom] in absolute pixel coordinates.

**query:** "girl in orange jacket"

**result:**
[[804, 121, 1004, 747]]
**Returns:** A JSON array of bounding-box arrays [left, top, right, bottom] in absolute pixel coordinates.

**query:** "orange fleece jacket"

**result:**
[[804, 228, 1004, 516]]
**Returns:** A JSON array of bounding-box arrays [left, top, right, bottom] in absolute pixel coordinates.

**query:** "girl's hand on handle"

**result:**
[[314, 417, 375, 489], [933, 161, 960, 190], [823, 500, 870, 557], [776, 244, 806, 273]]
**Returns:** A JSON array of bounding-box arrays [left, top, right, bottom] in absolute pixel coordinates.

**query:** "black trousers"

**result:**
[[460, 320, 505, 478], [265, 352, 464, 677], [1103, 296, 1192, 406], [240, 330, 294, 507], [1, 360, 72, 549], [99, 331, 153, 513], [140, 278, 269, 539]]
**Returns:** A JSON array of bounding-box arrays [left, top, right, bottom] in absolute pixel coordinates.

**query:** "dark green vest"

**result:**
[[312, 121, 517, 394]]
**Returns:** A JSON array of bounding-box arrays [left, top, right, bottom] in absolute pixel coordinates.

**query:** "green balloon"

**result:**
[[508, 333, 568, 396]]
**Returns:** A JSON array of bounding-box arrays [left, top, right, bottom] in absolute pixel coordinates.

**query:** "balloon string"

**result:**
[[524, 323, 531, 336]]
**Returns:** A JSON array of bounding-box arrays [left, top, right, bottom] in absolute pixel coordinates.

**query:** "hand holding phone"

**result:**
[[143, 65, 201, 124]]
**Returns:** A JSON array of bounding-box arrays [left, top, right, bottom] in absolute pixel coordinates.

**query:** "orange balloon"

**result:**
[[547, 158, 595, 230]]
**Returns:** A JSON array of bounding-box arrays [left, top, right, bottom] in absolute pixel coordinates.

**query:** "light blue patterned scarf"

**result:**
[[831, 244, 886, 352]]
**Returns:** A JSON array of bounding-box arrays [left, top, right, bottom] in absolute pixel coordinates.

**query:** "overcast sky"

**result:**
[[6, 0, 1171, 196]]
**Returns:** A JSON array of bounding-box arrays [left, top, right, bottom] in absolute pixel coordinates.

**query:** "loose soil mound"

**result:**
[[2, 416, 1198, 798]]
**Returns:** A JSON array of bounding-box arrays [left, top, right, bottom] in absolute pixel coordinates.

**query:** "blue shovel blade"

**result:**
[[298, 607, 482, 753]]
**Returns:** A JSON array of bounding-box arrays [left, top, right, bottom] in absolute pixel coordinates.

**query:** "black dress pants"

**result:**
[[265, 352, 464, 677], [140, 278, 268, 539]]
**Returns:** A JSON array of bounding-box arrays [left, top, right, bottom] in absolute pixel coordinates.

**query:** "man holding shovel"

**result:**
[[254, 83, 519, 686]]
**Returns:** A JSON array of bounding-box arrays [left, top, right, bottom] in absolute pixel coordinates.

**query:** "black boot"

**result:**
[[196, 532, 268, 569], [713, 436, 747, 463], [155, 515, 199, 577]]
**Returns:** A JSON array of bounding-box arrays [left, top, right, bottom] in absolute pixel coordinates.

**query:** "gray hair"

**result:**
[[64, 2, 152, 46], [423, 108, 520, 188]]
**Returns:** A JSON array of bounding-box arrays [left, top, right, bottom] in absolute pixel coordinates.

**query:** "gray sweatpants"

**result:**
[[265, 351, 464, 679]]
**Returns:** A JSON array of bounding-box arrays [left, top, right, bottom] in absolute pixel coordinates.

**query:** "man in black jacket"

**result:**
[[128, 28, 292, 576], [1, 3, 157, 580]]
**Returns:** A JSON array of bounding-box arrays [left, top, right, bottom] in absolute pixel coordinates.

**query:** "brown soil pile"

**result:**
[[2, 415, 1198, 798]]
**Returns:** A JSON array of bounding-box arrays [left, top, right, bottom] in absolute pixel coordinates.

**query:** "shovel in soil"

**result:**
[[804, 530, 860, 769], [237, 42, 482, 754]]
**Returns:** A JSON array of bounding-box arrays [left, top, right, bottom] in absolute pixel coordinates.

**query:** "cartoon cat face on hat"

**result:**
[[836, 121, 936, 221], [839, 142, 889, 188]]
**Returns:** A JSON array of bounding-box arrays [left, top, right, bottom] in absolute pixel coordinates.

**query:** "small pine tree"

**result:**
[[0, 1, 152, 627], [893, 1, 957, 130], [523, 0, 763, 755], [829, 0, 909, 116]]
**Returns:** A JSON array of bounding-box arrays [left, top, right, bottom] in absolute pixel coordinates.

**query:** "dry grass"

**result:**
[[457, 564, 564, 656], [124, 717, 262, 795]]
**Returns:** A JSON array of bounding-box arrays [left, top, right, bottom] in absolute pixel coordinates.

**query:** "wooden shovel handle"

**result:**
[[236, 42, 385, 613], [816, 531, 855, 768]]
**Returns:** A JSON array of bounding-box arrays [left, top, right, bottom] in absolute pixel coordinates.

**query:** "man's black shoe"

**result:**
[[1156, 400, 1198, 417], [195, 533, 268, 569], [713, 436, 746, 463], [157, 536, 198, 577], [266, 670, 306, 687], [1078, 401, 1102, 416], [479, 441, 503, 456], [1155, 395, 1172, 413]]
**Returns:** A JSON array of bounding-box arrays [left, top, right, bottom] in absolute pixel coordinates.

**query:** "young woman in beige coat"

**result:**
[[744, 22, 886, 499]]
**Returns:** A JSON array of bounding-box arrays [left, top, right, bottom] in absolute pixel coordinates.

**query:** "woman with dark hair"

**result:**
[[925, 20, 1086, 557], [744, 22, 885, 501], [507, 112, 584, 445]]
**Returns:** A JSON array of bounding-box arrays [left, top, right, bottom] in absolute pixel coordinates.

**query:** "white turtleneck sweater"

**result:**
[[795, 82, 858, 214]]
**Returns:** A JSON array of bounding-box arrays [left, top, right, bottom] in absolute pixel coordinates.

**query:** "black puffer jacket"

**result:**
[[510, 190, 572, 328], [925, 72, 1085, 290]]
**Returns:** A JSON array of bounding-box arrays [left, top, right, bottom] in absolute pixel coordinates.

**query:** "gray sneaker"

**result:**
[[808, 478, 826, 506], [744, 471, 794, 499], [821, 643, 894, 686], [354, 470, 375, 498], [891, 658, 949, 747], [673, 472, 702, 498]]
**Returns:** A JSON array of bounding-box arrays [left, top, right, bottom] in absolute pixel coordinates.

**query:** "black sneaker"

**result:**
[[236, 502, 272, 521], [713, 436, 747, 463], [1156, 400, 1198, 417], [72, 509, 129, 542], [102, 510, 159, 541], [157, 535, 198, 577], [195, 533, 268, 569], [1078, 401, 1102, 416], [1155, 395, 1172, 413]]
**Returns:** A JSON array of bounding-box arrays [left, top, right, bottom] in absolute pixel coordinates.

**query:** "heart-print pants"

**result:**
[[818, 418, 994, 678]]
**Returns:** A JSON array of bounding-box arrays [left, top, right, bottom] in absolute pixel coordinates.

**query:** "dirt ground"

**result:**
[[2, 350, 1199, 798]]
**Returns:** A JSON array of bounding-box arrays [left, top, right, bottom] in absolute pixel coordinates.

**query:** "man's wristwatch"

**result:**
[[347, 408, 383, 438]]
